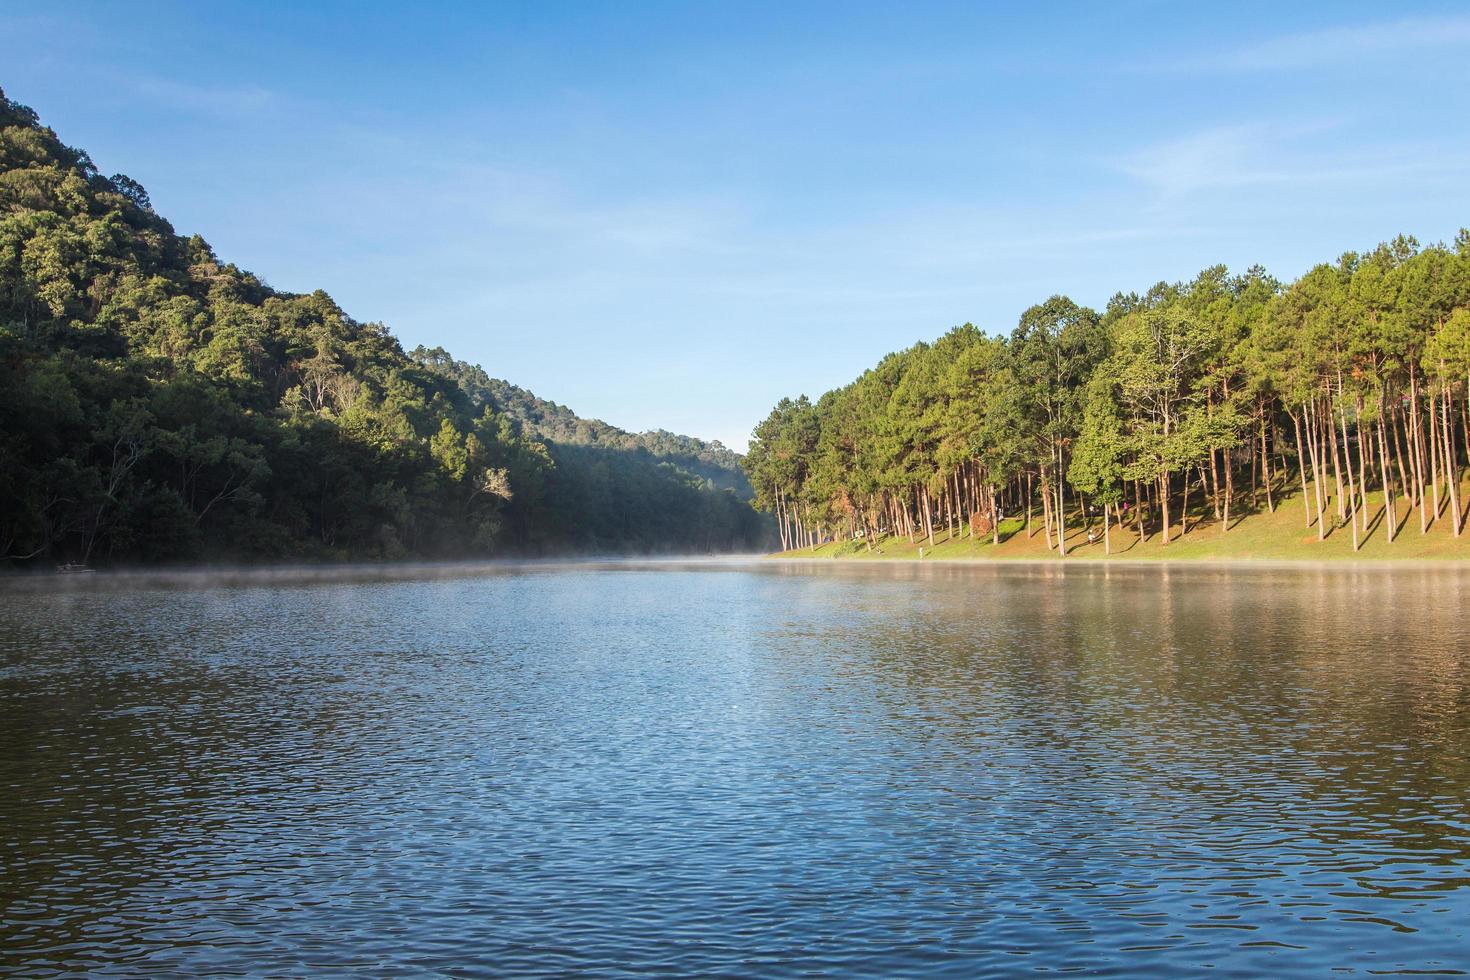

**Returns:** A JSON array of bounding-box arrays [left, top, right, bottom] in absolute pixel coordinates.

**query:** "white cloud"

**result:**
[[1115, 122, 1469, 199], [1118, 124, 1297, 196], [1203, 15, 1470, 71]]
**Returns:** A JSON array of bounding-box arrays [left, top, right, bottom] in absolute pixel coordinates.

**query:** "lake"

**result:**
[[2, 560, 1469, 977]]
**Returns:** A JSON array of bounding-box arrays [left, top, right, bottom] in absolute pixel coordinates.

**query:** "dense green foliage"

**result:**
[[746, 235, 1470, 556], [407, 347, 751, 493], [0, 88, 768, 566]]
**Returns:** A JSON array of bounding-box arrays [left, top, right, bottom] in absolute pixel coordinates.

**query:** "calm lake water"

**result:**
[[2, 560, 1469, 977]]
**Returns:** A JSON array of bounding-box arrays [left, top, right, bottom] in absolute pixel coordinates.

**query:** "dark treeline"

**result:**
[[744, 236, 1470, 555], [0, 88, 769, 567]]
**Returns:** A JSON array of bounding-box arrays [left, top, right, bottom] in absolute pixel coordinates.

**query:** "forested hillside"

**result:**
[[407, 346, 751, 494], [0, 88, 769, 566], [745, 236, 1470, 557]]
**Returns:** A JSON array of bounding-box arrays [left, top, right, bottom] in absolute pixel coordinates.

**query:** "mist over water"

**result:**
[[2, 561, 1469, 976]]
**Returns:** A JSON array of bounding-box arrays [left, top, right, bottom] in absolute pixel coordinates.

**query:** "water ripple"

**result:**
[[1, 562, 1468, 976]]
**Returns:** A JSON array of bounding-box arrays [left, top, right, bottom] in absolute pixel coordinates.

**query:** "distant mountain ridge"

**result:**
[[408, 346, 752, 496]]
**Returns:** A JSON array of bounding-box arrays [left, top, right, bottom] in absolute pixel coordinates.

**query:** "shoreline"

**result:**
[[0, 554, 774, 593], [764, 553, 1470, 570], [762, 489, 1470, 567], [5, 550, 1469, 594]]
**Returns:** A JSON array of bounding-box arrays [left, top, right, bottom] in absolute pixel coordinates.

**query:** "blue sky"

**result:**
[[6, 1, 1470, 449]]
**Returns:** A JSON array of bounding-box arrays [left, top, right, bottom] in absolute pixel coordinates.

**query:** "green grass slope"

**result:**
[[774, 480, 1470, 563]]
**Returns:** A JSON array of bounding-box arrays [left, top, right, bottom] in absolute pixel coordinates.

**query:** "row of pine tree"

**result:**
[[743, 237, 1470, 555]]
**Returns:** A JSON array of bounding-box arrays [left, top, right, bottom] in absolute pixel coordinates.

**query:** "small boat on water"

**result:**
[[55, 563, 94, 574]]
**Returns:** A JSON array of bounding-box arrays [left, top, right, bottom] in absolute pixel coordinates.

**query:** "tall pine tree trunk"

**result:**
[[1443, 384, 1462, 536], [1355, 394, 1370, 535], [922, 485, 936, 547], [1040, 468, 1055, 550], [1411, 369, 1430, 532], [1377, 410, 1396, 543], [1293, 411, 1311, 528], [1262, 409, 1274, 513], [1223, 448, 1233, 532], [991, 486, 1001, 545], [1303, 402, 1326, 540], [1160, 473, 1171, 546], [1025, 471, 1034, 538], [1326, 393, 1346, 523], [1208, 448, 1222, 520], [1461, 375, 1470, 471], [1429, 389, 1442, 526], [1337, 387, 1359, 552], [1055, 446, 1069, 558]]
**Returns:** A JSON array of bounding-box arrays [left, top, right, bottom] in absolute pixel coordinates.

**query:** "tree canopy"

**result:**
[[744, 237, 1470, 556]]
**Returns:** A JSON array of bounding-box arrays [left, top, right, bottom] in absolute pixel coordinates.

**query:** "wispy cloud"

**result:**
[[1114, 121, 1469, 199], [130, 77, 277, 115], [1118, 124, 1302, 196], [1196, 15, 1470, 72]]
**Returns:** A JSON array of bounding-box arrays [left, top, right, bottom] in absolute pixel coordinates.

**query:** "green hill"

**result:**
[[407, 346, 752, 495], [0, 87, 769, 566]]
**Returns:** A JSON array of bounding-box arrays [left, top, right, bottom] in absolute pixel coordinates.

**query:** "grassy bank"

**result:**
[[772, 482, 1470, 562]]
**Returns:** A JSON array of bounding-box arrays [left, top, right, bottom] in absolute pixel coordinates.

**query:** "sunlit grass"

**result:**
[[774, 478, 1470, 562]]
